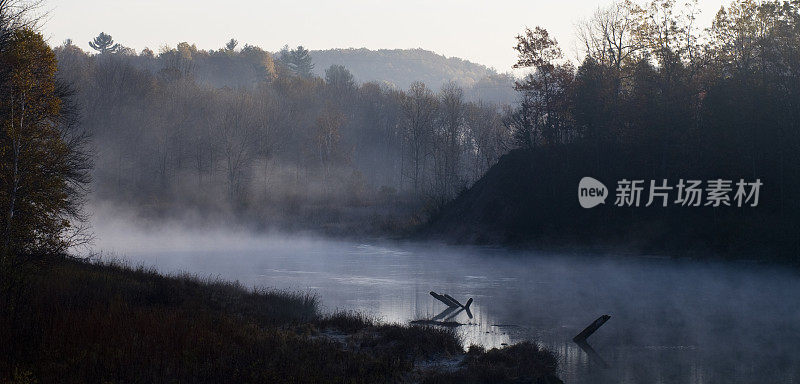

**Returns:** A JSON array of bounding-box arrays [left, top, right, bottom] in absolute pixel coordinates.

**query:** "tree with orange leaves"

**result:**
[[0, 28, 91, 263]]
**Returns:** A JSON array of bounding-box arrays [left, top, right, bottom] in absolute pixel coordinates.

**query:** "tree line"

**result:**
[[307, 48, 516, 100], [490, 0, 800, 257], [53, 34, 511, 230], [4, 0, 799, 259]]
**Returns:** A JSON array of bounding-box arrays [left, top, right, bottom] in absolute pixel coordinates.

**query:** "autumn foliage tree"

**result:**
[[510, 27, 575, 147], [0, 29, 91, 267]]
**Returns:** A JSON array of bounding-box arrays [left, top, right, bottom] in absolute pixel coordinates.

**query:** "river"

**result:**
[[94, 227, 800, 384]]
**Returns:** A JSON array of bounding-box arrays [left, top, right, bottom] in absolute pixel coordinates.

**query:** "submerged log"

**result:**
[[430, 292, 459, 307], [573, 315, 611, 342], [443, 294, 463, 308], [430, 292, 473, 319]]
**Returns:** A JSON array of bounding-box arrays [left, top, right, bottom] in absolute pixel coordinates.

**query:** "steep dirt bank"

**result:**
[[422, 148, 794, 260]]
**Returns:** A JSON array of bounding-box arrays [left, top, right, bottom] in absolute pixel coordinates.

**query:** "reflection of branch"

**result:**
[[443, 307, 464, 321], [432, 307, 458, 321], [411, 307, 464, 327], [430, 304, 472, 322], [576, 340, 610, 368], [573, 314, 611, 368]]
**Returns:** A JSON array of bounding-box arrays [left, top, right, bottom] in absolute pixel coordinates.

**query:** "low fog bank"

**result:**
[[83, 201, 354, 257]]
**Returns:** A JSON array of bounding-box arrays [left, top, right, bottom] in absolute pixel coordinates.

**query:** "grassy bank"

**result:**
[[0, 256, 561, 383]]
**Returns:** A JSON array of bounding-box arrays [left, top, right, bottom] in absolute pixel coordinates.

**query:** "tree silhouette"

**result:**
[[325, 64, 355, 91], [1, 29, 91, 257], [89, 32, 120, 54], [225, 38, 238, 51], [288, 46, 314, 78]]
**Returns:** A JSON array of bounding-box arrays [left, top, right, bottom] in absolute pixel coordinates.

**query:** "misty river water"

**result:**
[[94, 225, 800, 384]]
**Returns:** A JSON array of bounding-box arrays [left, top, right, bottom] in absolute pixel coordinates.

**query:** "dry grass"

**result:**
[[422, 342, 562, 384], [0, 256, 560, 383]]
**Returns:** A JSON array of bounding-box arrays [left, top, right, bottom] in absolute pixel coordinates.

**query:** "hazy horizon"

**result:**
[[44, 0, 728, 72]]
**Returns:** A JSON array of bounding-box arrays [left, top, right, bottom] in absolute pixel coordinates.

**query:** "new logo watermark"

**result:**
[[578, 177, 608, 208], [579, 178, 762, 208]]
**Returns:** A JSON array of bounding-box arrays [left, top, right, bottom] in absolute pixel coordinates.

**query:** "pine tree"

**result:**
[[289, 46, 314, 78], [225, 38, 238, 52], [88, 32, 120, 54]]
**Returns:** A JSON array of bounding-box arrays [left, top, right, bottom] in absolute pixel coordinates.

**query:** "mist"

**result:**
[[89, 211, 800, 384], [5, 0, 800, 382]]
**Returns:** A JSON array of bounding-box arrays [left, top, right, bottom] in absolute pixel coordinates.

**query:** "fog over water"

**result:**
[[91, 211, 800, 384]]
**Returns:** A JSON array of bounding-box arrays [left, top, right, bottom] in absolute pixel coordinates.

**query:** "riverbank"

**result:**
[[0, 256, 561, 383], [422, 149, 800, 263]]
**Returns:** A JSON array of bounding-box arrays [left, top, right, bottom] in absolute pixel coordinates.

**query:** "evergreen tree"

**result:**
[[289, 45, 315, 78], [325, 64, 355, 91], [88, 32, 120, 54], [225, 38, 238, 52]]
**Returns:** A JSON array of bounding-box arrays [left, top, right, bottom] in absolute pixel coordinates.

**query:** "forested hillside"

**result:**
[[308, 48, 517, 103], [46, 0, 800, 255], [53, 39, 512, 234], [425, 0, 800, 260]]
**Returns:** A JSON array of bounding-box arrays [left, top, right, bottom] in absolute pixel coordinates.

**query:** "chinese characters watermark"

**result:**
[[579, 178, 762, 208]]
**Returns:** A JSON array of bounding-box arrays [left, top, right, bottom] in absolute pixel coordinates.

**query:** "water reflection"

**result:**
[[108, 236, 800, 384], [575, 340, 609, 368]]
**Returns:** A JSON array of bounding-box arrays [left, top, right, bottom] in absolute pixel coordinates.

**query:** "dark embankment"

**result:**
[[423, 148, 799, 261], [0, 256, 561, 383]]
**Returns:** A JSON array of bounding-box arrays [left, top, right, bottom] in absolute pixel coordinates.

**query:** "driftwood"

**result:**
[[443, 294, 463, 307], [464, 298, 473, 308], [573, 314, 610, 342], [428, 292, 474, 319], [430, 292, 459, 307], [429, 292, 473, 310]]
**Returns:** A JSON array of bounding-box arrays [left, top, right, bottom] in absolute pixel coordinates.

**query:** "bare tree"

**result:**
[[577, 2, 638, 71], [435, 82, 465, 201], [465, 102, 507, 182], [576, 1, 640, 96], [401, 82, 437, 195], [216, 91, 256, 203], [314, 105, 345, 192], [0, 0, 44, 51]]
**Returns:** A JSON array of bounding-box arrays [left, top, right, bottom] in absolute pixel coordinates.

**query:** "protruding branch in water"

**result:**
[[573, 314, 610, 342]]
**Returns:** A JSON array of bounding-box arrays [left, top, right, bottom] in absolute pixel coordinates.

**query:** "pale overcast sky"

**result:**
[[42, 0, 728, 72]]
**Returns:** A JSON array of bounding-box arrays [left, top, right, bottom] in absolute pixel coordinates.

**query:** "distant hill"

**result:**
[[309, 48, 510, 93]]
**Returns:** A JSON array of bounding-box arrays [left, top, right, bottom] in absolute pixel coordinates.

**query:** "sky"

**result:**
[[42, 0, 729, 72]]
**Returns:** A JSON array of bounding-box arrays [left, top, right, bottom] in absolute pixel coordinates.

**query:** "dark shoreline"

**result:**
[[0, 255, 562, 383]]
